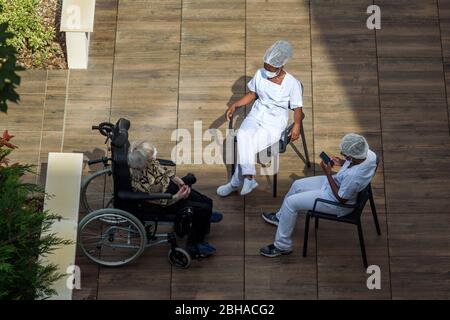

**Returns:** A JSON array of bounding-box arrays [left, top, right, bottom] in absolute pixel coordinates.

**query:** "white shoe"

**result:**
[[217, 182, 239, 197], [240, 178, 258, 196]]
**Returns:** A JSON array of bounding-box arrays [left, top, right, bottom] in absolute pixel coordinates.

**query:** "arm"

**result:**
[[170, 176, 185, 187], [163, 171, 187, 204], [330, 155, 345, 167], [320, 161, 349, 204], [165, 193, 182, 206], [165, 185, 190, 206], [288, 107, 302, 141], [287, 80, 304, 141], [226, 91, 257, 121]]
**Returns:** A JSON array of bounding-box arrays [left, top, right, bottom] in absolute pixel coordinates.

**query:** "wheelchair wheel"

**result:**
[[168, 247, 191, 269], [78, 208, 146, 267], [81, 167, 114, 213]]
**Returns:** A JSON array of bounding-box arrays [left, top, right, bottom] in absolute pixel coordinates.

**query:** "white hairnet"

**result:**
[[263, 40, 293, 68], [339, 133, 369, 159]]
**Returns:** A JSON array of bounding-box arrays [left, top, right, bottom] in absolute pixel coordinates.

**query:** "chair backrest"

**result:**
[[110, 118, 132, 202], [354, 183, 372, 214], [354, 152, 379, 215], [279, 82, 305, 153]]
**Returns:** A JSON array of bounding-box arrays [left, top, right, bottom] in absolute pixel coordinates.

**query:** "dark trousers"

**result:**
[[166, 180, 213, 245]]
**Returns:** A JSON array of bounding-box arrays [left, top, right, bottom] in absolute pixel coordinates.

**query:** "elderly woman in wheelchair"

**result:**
[[127, 140, 223, 258], [78, 118, 222, 269]]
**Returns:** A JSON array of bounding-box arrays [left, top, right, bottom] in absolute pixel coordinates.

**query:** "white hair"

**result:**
[[127, 140, 157, 169]]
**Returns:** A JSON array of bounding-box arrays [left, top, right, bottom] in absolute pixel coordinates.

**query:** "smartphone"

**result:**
[[319, 151, 334, 165]]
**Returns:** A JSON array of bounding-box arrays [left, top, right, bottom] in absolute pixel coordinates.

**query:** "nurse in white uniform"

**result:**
[[259, 134, 378, 257], [217, 40, 304, 197]]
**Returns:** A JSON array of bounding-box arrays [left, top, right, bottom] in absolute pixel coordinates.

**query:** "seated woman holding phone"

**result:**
[[259, 133, 377, 257]]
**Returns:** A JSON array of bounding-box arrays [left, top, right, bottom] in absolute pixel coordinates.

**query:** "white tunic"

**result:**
[[247, 68, 303, 131]]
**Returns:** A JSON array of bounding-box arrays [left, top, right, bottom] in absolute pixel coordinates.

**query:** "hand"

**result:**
[[320, 160, 333, 176], [330, 155, 344, 167], [173, 176, 185, 187], [288, 124, 301, 141], [175, 185, 191, 200], [226, 104, 237, 122], [185, 186, 191, 198]]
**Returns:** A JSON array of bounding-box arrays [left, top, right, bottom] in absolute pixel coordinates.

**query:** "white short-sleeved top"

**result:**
[[247, 68, 303, 131], [320, 150, 377, 216]]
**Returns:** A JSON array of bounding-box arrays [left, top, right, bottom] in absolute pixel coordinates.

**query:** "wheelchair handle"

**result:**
[[92, 122, 114, 138], [88, 156, 111, 165]]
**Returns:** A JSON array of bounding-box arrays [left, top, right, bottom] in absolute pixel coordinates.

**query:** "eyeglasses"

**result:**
[[340, 151, 351, 160], [263, 63, 280, 72]]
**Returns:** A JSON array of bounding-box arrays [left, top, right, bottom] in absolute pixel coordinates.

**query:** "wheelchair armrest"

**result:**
[[312, 198, 357, 212], [156, 158, 176, 166], [117, 190, 173, 201], [88, 156, 111, 166]]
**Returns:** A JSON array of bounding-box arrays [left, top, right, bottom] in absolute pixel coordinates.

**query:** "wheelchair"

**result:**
[[78, 118, 193, 268]]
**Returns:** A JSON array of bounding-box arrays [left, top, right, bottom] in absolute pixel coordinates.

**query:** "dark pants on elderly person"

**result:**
[[166, 180, 213, 245]]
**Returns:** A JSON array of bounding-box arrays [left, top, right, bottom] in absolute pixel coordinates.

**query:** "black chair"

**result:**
[[302, 180, 381, 269], [265, 112, 311, 197], [229, 84, 311, 197]]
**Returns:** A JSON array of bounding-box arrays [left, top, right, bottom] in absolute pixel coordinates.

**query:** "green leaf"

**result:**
[[0, 20, 21, 113]]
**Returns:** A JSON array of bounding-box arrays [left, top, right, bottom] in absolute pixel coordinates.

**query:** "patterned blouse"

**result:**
[[130, 159, 176, 206]]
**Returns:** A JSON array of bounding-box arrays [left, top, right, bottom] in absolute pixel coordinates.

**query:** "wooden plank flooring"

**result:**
[[1, 0, 449, 299]]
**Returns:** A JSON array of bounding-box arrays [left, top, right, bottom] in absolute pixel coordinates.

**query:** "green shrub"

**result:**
[[0, 0, 57, 67], [0, 22, 23, 113], [0, 131, 72, 299]]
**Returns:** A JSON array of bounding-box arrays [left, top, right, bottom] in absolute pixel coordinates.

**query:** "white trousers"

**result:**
[[274, 175, 353, 250], [230, 116, 282, 187]]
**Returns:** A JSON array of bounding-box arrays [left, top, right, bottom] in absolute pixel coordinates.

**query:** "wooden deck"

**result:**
[[2, 0, 450, 299]]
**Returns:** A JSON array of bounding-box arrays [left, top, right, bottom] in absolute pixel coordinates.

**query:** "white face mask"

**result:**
[[264, 68, 279, 79], [152, 147, 158, 159]]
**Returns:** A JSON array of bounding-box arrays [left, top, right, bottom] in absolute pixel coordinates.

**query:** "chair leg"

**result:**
[[303, 214, 311, 257], [300, 124, 311, 168], [357, 221, 368, 269], [369, 186, 381, 235], [231, 137, 237, 179], [273, 173, 277, 198], [315, 217, 319, 230]]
